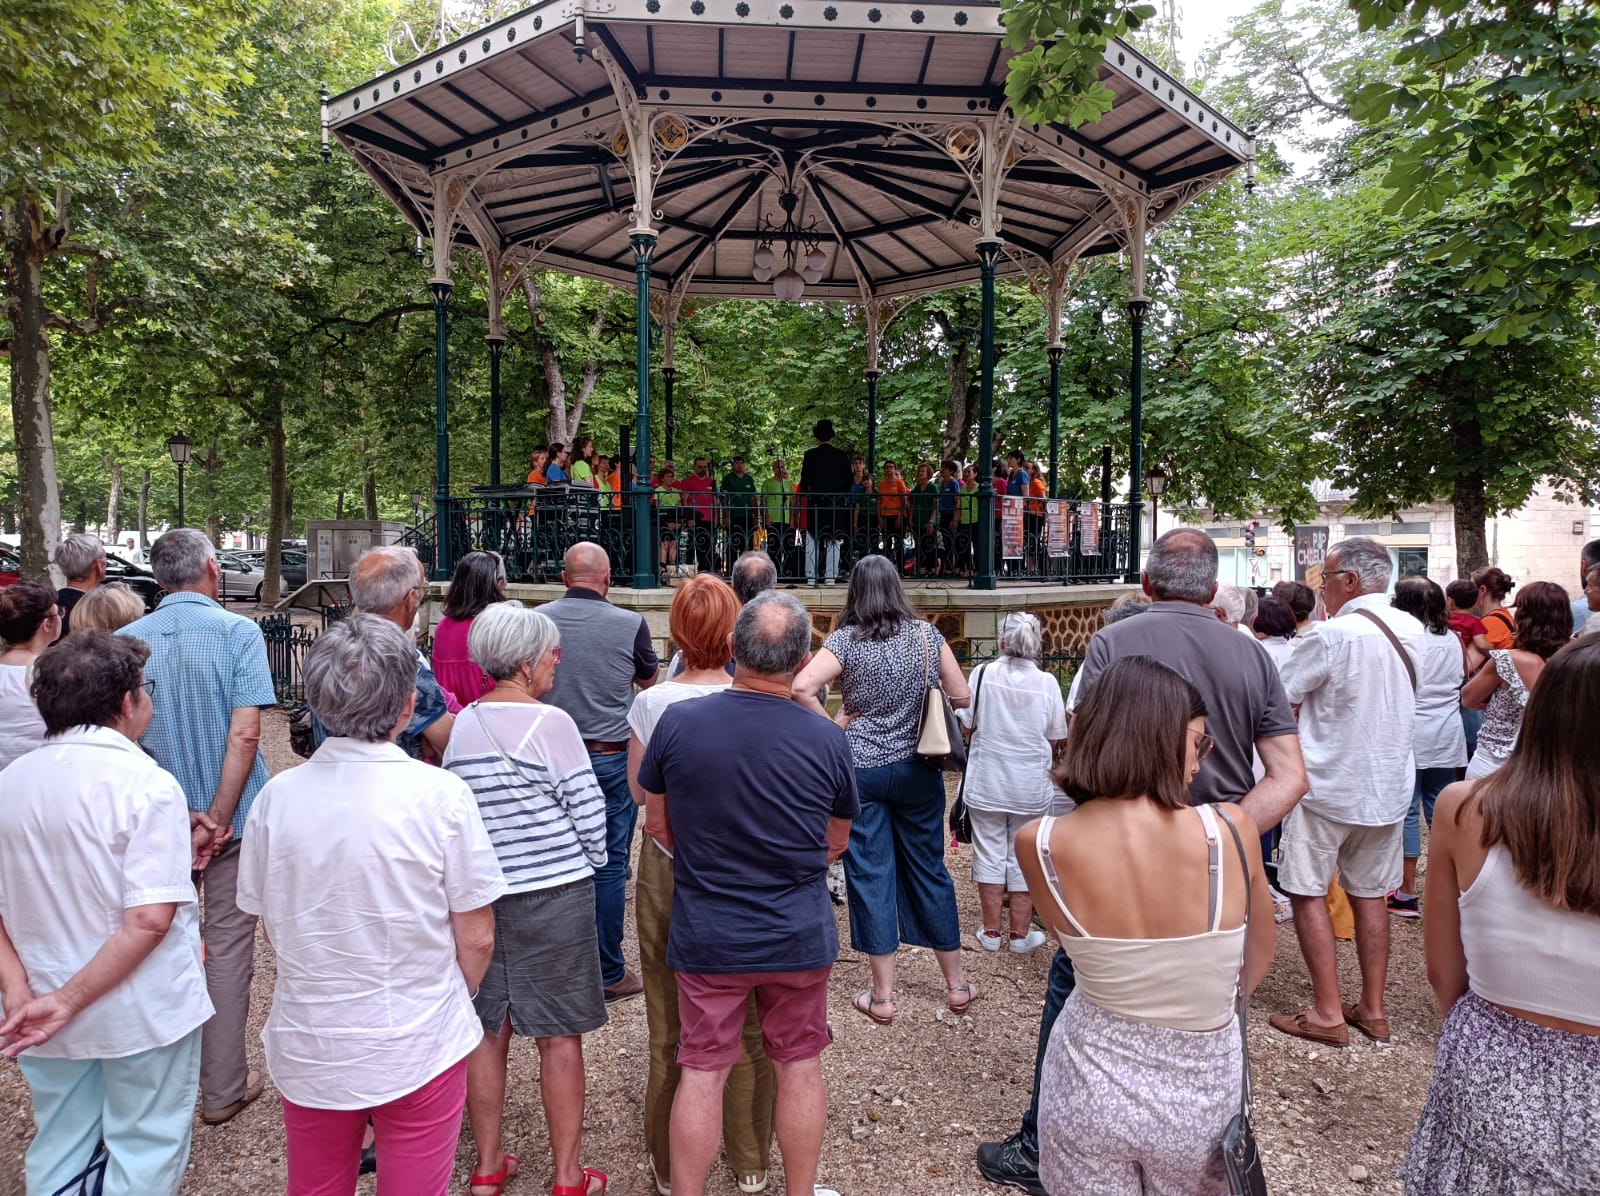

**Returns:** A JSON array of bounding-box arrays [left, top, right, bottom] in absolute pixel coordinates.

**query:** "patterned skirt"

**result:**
[[1404, 990, 1600, 1195], [1038, 992, 1240, 1196]]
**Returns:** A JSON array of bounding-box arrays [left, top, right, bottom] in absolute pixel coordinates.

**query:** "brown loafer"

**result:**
[[201, 1068, 266, 1125], [603, 971, 644, 1003], [1268, 1010, 1349, 1047], [1342, 1002, 1392, 1042]]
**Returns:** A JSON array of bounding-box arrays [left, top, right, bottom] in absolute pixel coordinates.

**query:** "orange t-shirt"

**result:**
[[1028, 476, 1048, 516], [878, 476, 909, 519], [1482, 608, 1516, 650], [526, 469, 547, 485]]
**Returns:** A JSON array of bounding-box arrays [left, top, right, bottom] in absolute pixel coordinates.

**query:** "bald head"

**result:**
[[1142, 528, 1219, 605], [562, 542, 611, 592]]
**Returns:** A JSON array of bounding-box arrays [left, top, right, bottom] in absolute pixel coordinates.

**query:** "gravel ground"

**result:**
[[0, 708, 1437, 1196]]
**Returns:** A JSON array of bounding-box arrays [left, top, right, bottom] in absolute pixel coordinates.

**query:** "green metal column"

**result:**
[[487, 335, 505, 488], [1047, 344, 1063, 497], [865, 369, 880, 473], [662, 366, 676, 462], [430, 280, 453, 580], [973, 240, 1001, 591], [631, 233, 658, 589], [1126, 299, 1149, 583]]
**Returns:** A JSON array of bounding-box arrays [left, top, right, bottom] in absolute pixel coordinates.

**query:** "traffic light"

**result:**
[[1244, 520, 1258, 549]]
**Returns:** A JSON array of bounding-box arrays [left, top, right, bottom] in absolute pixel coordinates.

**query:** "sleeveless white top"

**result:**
[[1035, 803, 1246, 1032], [1459, 844, 1600, 1026]]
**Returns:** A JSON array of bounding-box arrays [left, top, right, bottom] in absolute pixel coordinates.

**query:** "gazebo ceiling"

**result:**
[[328, 0, 1252, 301]]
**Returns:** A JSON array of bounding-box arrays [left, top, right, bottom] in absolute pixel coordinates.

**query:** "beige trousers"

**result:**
[[197, 841, 258, 1109]]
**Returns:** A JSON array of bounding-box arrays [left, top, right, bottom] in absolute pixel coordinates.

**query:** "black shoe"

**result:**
[[975, 1134, 1044, 1196], [359, 1144, 377, 1175]]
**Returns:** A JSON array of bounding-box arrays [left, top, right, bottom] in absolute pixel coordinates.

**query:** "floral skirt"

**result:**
[[1038, 992, 1240, 1196], [1404, 990, 1600, 1195]]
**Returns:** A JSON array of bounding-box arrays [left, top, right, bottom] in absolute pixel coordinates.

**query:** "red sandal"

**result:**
[[550, 1167, 607, 1196], [469, 1153, 518, 1196]]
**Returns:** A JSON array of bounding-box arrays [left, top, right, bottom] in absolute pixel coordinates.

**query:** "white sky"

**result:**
[[1176, 0, 1259, 70]]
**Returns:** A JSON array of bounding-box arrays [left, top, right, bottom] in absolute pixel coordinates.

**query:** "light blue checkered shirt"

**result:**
[[121, 592, 277, 838]]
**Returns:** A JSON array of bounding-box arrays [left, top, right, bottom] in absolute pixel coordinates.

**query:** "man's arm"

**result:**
[[633, 618, 660, 691], [1241, 732, 1308, 833], [825, 817, 851, 863], [421, 710, 456, 759], [0, 904, 177, 1056], [207, 706, 262, 841], [449, 906, 495, 995]]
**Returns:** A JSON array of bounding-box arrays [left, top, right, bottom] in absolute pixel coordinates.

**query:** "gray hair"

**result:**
[[55, 534, 105, 581], [733, 591, 811, 676], [468, 601, 560, 681], [999, 611, 1043, 661], [1102, 601, 1147, 626], [304, 614, 419, 741], [150, 528, 216, 589], [1328, 536, 1391, 594], [1239, 585, 1259, 628], [1210, 583, 1247, 626], [350, 545, 423, 616], [730, 551, 778, 605], [1144, 529, 1218, 603]]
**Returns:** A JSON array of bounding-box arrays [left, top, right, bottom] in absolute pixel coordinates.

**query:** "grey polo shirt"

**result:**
[[1074, 600, 1297, 805], [539, 588, 659, 742]]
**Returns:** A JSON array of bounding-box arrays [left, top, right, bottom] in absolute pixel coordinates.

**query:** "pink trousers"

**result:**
[[281, 1059, 468, 1196]]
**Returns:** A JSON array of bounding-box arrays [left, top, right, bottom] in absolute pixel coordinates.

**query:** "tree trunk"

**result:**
[[5, 191, 63, 584], [264, 402, 287, 602], [138, 469, 151, 549], [335, 489, 346, 521], [104, 459, 123, 541], [1450, 416, 1489, 575], [201, 438, 221, 544], [363, 473, 378, 520]]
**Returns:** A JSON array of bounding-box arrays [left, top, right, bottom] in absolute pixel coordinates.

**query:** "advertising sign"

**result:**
[[1045, 501, 1071, 557], [1294, 525, 1330, 589], [1001, 495, 1025, 560], [1079, 502, 1101, 555]]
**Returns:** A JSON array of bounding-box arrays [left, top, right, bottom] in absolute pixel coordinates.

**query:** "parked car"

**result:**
[[0, 547, 20, 590], [216, 553, 267, 603], [102, 556, 165, 611], [279, 550, 308, 591]]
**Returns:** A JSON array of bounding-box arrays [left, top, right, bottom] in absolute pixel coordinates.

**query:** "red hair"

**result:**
[[670, 574, 739, 671]]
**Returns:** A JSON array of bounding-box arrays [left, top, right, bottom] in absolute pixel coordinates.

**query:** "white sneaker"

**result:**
[[975, 929, 1004, 951], [1008, 928, 1048, 954], [737, 1171, 768, 1194], [814, 1188, 842, 1196]]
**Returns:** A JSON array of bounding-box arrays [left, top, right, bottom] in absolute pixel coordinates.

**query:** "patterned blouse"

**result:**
[[823, 617, 943, 768], [1477, 649, 1529, 762]]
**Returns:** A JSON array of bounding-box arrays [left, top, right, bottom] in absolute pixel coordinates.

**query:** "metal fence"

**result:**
[[256, 611, 334, 707], [415, 486, 1134, 588]]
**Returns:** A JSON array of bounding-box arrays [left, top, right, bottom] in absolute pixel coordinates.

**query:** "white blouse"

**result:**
[[957, 658, 1068, 815], [237, 737, 507, 1109], [0, 726, 212, 1059], [0, 661, 48, 771], [1413, 629, 1469, 770]]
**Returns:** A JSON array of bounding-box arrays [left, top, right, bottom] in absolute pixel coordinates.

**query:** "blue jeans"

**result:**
[[1405, 767, 1456, 860], [1019, 949, 1077, 1154], [589, 749, 637, 986], [1460, 705, 1483, 758], [843, 758, 961, 955]]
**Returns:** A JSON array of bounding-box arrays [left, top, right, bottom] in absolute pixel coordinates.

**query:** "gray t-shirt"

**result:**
[[823, 618, 942, 768], [1074, 600, 1297, 805], [539, 589, 659, 742]]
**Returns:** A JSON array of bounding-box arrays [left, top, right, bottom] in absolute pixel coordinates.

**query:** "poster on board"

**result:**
[[1046, 501, 1071, 558], [1079, 502, 1101, 555], [1001, 495, 1025, 559], [1294, 525, 1330, 590]]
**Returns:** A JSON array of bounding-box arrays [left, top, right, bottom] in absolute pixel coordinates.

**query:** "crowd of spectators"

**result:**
[[0, 526, 1597, 1196]]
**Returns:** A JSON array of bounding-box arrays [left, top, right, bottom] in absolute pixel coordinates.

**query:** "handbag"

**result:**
[[948, 663, 988, 843], [1216, 808, 1269, 1196], [914, 623, 967, 773]]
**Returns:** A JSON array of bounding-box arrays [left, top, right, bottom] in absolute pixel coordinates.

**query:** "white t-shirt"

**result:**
[[1256, 636, 1297, 674], [1414, 629, 1469, 770], [957, 659, 1068, 815], [0, 662, 47, 771], [627, 679, 731, 856], [0, 726, 212, 1059], [237, 736, 507, 1109]]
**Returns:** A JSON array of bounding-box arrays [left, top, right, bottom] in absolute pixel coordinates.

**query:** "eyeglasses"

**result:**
[[548, 647, 562, 663], [141, 679, 157, 698], [1191, 729, 1215, 763]]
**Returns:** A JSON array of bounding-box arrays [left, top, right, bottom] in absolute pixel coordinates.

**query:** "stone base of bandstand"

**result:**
[[428, 579, 1135, 665]]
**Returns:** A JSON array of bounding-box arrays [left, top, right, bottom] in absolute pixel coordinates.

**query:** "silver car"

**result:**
[[216, 553, 266, 603]]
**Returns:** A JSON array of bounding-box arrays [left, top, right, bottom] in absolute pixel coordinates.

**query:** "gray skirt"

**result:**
[[475, 877, 608, 1039], [1404, 990, 1600, 1195]]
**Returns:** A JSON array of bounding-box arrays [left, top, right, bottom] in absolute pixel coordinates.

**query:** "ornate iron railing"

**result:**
[[255, 611, 336, 707], [430, 485, 1135, 588]]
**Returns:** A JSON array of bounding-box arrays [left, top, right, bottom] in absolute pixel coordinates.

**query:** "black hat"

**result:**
[[812, 419, 835, 441]]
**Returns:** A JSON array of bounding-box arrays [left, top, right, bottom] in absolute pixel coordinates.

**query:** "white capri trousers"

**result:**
[[969, 807, 1033, 890]]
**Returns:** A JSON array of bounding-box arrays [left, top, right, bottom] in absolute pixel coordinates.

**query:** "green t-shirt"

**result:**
[[657, 488, 681, 510], [722, 471, 757, 511], [960, 482, 978, 523], [758, 477, 792, 523], [909, 481, 940, 530], [569, 459, 594, 486]]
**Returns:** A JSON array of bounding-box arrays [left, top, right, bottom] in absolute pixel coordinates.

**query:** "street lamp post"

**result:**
[[167, 433, 192, 528], [1143, 465, 1169, 548]]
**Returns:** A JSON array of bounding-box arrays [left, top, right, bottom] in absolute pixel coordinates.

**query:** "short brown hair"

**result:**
[[70, 582, 146, 634], [31, 631, 150, 735], [1054, 655, 1206, 811], [0, 580, 57, 644], [1512, 580, 1573, 659], [670, 574, 739, 671], [1469, 635, 1600, 914]]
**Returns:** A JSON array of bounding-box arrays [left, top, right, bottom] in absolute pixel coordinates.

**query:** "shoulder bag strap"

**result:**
[[472, 703, 538, 789], [954, 664, 987, 804], [1352, 608, 1417, 692], [1214, 805, 1254, 1121]]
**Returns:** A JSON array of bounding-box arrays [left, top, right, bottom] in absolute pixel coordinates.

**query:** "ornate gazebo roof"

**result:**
[[327, 0, 1252, 304]]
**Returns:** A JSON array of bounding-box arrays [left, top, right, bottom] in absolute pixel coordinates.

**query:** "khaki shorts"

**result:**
[[1277, 804, 1402, 899]]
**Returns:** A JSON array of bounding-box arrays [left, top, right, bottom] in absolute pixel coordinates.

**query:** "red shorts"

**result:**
[[675, 967, 833, 1070]]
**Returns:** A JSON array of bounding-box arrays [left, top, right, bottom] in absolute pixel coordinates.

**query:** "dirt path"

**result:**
[[0, 710, 1436, 1195]]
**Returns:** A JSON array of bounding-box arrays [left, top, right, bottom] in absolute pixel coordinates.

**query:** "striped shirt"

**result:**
[[442, 701, 608, 893]]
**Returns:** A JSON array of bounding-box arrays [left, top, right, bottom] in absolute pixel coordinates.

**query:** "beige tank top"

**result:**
[[1035, 803, 1246, 1032]]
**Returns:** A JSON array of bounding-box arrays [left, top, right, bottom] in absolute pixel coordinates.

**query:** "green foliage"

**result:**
[[1000, 2, 1157, 126]]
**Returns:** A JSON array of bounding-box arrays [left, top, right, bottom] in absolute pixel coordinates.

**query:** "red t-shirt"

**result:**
[[676, 474, 714, 520], [1447, 611, 1486, 651]]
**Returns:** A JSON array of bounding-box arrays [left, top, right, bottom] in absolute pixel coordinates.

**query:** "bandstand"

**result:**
[[324, 0, 1249, 651]]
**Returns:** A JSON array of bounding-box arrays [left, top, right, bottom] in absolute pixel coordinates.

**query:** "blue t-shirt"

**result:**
[[311, 652, 450, 760], [939, 478, 962, 514], [636, 689, 860, 974], [1006, 470, 1028, 496], [547, 463, 569, 484]]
